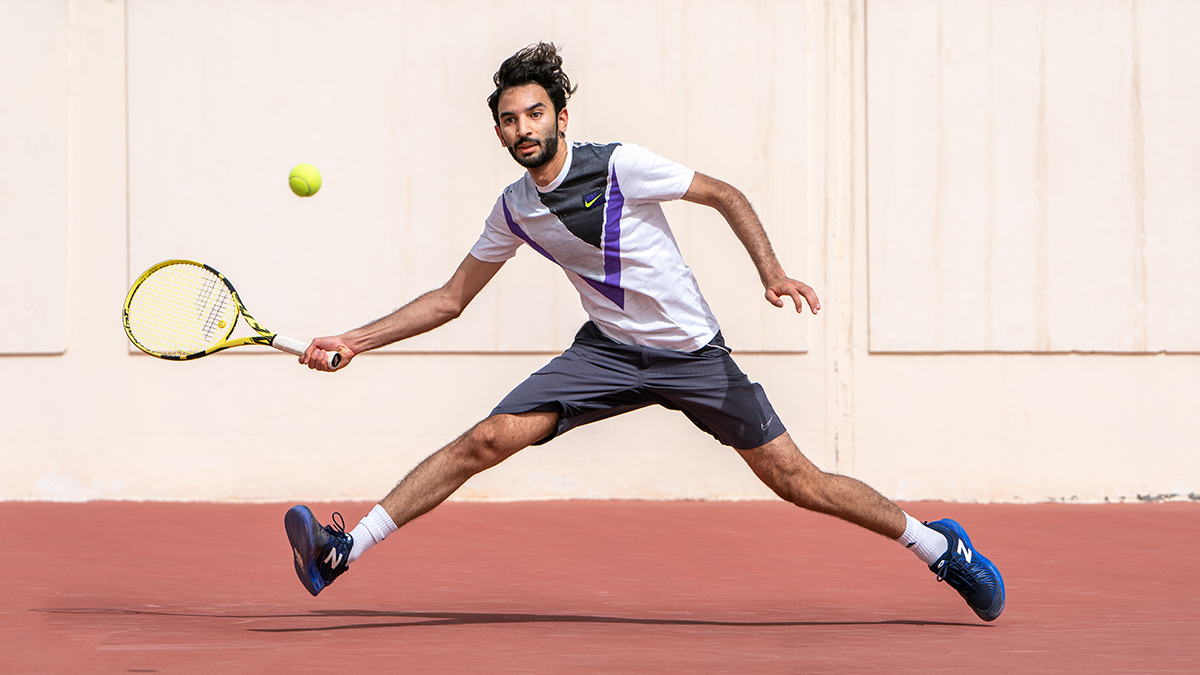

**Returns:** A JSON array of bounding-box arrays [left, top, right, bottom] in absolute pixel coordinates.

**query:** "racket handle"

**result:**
[[272, 334, 341, 369]]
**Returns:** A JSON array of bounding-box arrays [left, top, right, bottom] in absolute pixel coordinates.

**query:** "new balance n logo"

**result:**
[[324, 547, 345, 569], [957, 539, 973, 564]]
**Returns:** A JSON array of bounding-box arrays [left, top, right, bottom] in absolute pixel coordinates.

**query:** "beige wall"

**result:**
[[0, 0, 68, 354], [869, 0, 1200, 353], [0, 0, 1196, 503]]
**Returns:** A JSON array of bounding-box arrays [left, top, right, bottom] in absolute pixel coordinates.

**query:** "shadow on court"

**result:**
[[5, 500, 1198, 673], [36, 606, 987, 631]]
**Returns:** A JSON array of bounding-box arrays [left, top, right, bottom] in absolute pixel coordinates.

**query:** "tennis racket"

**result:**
[[123, 259, 340, 368]]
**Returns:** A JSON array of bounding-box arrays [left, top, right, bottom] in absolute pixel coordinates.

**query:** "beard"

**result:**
[[507, 132, 560, 169]]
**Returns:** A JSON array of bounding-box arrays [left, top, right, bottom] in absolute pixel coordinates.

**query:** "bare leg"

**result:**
[[737, 432, 906, 538], [378, 411, 559, 528]]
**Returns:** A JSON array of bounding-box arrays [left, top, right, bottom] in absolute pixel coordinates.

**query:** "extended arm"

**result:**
[[681, 172, 820, 314], [301, 254, 505, 371]]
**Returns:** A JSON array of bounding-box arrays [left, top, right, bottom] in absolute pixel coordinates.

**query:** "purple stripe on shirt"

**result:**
[[504, 185, 625, 310], [598, 167, 626, 309], [502, 198, 557, 263], [581, 276, 625, 308]]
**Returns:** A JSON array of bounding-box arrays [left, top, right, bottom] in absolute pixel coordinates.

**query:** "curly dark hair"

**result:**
[[487, 42, 577, 125]]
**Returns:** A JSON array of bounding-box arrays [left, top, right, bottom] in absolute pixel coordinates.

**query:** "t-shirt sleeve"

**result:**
[[612, 143, 696, 205], [468, 194, 524, 263]]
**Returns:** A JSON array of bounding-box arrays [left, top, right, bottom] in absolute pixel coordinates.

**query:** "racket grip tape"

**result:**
[[271, 334, 341, 369]]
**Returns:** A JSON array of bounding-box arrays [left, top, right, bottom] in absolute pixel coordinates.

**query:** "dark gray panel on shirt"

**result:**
[[537, 142, 619, 249]]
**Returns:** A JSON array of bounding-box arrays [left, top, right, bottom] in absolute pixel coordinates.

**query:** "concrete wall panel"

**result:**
[[0, 0, 68, 354]]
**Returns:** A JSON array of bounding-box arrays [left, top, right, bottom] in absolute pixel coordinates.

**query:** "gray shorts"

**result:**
[[490, 322, 786, 450]]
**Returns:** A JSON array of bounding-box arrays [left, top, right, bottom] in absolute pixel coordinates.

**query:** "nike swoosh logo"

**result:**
[[584, 194, 601, 208], [761, 416, 775, 431]]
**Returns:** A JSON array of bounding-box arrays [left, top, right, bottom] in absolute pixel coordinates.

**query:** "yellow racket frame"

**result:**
[[123, 259, 286, 361]]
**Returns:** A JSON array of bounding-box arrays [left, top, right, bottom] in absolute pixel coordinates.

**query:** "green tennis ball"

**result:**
[[289, 163, 322, 197]]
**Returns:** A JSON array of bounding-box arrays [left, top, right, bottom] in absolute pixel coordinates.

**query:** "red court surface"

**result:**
[[5, 500, 1197, 674]]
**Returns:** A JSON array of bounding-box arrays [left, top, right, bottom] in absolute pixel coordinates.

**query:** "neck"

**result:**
[[528, 136, 569, 188]]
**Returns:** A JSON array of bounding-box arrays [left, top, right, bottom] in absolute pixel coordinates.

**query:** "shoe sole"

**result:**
[[935, 519, 1005, 621], [284, 505, 323, 597]]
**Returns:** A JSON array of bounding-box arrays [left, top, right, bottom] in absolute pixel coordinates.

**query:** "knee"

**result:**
[[451, 419, 514, 470], [740, 441, 829, 509]]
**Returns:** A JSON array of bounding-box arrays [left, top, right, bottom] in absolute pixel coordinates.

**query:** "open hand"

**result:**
[[765, 278, 820, 315]]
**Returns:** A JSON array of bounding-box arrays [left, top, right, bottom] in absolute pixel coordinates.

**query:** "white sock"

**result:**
[[896, 512, 949, 566], [347, 504, 399, 564]]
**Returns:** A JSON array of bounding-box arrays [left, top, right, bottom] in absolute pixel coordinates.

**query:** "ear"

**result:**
[[495, 124, 505, 146], [558, 107, 569, 135]]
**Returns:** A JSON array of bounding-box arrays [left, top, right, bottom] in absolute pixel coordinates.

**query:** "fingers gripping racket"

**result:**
[[123, 260, 340, 368]]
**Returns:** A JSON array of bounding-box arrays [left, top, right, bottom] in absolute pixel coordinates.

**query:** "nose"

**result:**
[[515, 116, 533, 137]]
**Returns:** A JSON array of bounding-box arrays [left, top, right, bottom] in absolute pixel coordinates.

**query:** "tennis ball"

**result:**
[[289, 163, 322, 197]]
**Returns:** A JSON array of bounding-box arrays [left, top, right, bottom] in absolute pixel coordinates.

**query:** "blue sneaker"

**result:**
[[925, 519, 1005, 621], [285, 505, 353, 597]]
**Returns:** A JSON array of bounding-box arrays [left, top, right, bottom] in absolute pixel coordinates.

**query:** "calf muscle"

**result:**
[[379, 411, 559, 529], [737, 433, 906, 539]]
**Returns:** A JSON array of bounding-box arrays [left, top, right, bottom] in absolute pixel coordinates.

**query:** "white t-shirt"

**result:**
[[469, 142, 721, 352]]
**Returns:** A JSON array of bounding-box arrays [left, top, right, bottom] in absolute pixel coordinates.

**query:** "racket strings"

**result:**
[[126, 263, 239, 356], [195, 276, 229, 342]]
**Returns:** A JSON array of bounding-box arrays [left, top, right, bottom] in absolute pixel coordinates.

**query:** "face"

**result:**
[[494, 83, 568, 169]]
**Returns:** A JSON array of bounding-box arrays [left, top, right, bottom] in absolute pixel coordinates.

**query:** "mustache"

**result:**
[[506, 131, 559, 169]]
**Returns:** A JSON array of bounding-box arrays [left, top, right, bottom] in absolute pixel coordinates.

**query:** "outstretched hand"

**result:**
[[765, 277, 821, 315], [301, 336, 354, 372]]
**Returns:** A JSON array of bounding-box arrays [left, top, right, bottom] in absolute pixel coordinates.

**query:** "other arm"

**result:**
[[681, 172, 820, 314], [301, 254, 505, 371]]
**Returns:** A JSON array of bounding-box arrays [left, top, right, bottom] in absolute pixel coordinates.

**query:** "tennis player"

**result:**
[[288, 43, 1004, 621]]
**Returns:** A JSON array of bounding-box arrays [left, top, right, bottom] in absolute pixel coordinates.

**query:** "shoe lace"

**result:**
[[329, 511, 347, 535], [936, 554, 984, 594], [316, 512, 352, 581], [323, 512, 351, 549]]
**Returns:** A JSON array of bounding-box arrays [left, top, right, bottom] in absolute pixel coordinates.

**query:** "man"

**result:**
[[286, 43, 1004, 622]]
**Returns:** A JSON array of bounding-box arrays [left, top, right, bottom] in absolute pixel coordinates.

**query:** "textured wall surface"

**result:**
[[0, 0, 1195, 503], [0, 0, 68, 354]]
